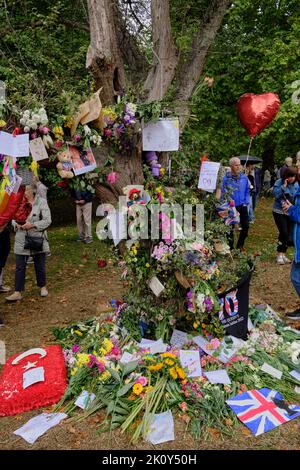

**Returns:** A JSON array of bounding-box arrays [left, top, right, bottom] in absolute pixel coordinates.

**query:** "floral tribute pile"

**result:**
[[52, 303, 300, 442]]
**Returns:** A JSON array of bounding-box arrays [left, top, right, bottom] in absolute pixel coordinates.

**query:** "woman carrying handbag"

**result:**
[[6, 185, 51, 302]]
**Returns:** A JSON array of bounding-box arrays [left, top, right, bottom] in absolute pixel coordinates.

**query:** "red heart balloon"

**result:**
[[97, 259, 107, 268], [237, 92, 280, 137]]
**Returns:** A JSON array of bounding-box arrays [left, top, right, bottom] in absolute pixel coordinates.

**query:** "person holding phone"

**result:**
[[272, 167, 298, 264]]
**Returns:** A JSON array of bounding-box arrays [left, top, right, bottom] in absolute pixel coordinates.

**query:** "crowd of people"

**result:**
[[219, 151, 300, 321]]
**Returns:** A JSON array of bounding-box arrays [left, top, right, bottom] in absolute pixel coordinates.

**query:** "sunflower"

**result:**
[[148, 363, 164, 372], [175, 367, 186, 379], [169, 367, 178, 380]]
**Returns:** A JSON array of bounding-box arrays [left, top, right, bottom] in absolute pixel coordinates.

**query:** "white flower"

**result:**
[[27, 119, 34, 128], [23, 110, 30, 117], [83, 125, 91, 136], [32, 113, 40, 123], [20, 118, 26, 125], [31, 123, 38, 130], [40, 117, 48, 125], [39, 108, 46, 115], [24, 126, 30, 133]]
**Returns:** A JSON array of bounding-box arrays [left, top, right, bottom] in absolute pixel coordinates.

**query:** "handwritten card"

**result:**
[[179, 350, 202, 377], [23, 367, 45, 389], [4, 174, 22, 196], [0, 131, 29, 157], [170, 329, 188, 349], [75, 390, 96, 410], [148, 276, 165, 297], [261, 363, 283, 380], [142, 118, 179, 152], [138, 338, 167, 354], [205, 370, 231, 385], [198, 161, 220, 193], [120, 352, 136, 365], [29, 137, 49, 161]]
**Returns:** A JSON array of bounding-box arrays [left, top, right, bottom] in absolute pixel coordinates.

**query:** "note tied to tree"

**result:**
[[142, 118, 179, 152]]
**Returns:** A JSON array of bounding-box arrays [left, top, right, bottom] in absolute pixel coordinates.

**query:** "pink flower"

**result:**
[[206, 338, 221, 350], [107, 171, 117, 184], [72, 344, 80, 354], [179, 402, 188, 412], [73, 134, 81, 142], [39, 126, 50, 135], [136, 376, 148, 387], [104, 128, 113, 138]]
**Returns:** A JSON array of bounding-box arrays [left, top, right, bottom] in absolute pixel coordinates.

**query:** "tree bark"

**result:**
[[86, 0, 126, 106], [142, 0, 178, 102]]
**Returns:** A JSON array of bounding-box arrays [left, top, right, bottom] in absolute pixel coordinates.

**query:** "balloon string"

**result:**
[[244, 137, 254, 168]]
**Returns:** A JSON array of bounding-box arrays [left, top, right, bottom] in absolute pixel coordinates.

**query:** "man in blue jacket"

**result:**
[[221, 157, 250, 251], [71, 188, 94, 244], [283, 189, 300, 320]]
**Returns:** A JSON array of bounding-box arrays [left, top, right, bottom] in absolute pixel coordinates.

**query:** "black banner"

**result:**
[[217, 269, 253, 340]]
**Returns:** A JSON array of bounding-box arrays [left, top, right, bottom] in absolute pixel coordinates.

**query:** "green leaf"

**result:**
[[121, 361, 139, 376], [117, 382, 134, 397]]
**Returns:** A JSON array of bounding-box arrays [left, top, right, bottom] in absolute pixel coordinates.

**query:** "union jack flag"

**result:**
[[226, 388, 300, 436]]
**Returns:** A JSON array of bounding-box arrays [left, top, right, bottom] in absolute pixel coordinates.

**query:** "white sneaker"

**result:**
[[6, 291, 22, 302], [276, 254, 285, 265], [40, 287, 48, 297], [283, 255, 291, 264]]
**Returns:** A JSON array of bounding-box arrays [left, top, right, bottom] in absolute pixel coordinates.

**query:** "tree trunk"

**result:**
[[87, 0, 231, 204], [86, 0, 126, 105]]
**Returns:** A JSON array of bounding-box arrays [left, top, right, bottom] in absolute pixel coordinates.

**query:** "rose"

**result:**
[[97, 259, 107, 268]]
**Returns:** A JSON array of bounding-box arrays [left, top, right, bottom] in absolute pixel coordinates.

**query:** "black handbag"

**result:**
[[24, 232, 44, 251]]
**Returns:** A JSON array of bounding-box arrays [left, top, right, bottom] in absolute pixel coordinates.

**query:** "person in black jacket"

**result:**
[[0, 225, 11, 326], [72, 188, 94, 244]]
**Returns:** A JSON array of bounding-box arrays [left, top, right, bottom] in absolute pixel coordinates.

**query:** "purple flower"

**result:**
[[72, 344, 80, 354], [204, 296, 214, 312], [185, 252, 201, 265]]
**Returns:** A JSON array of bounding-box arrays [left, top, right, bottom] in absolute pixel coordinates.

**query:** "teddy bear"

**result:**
[[143, 151, 161, 177], [56, 148, 74, 179]]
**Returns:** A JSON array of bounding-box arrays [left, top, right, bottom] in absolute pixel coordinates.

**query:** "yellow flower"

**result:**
[[64, 116, 73, 128], [161, 353, 176, 359], [102, 338, 113, 353], [148, 363, 164, 372], [101, 107, 117, 121], [76, 353, 90, 367], [176, 367, 186, 379], [132, 383, 143, 395], [70, 367, 78, 376], [169, 367, 178, 380], [0, 119, 6, 128], [74, 330, 83, 337], [98, 370, 111, 382], [53, 125, 64, 138], [193, 321, 200, 329], [164, 358, 175, 366], [145, 263, 150, 268]]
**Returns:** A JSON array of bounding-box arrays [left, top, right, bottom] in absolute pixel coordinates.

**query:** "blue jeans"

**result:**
[[291, 261, 300, 298]]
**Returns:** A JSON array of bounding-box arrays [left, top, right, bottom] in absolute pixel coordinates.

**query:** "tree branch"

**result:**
[[174, 0, 232, 127], [142, 0, 178, 102]]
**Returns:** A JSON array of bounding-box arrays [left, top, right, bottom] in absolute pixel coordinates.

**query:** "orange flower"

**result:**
[[148, 363, 164, 372], [161, 353, 176, 359], [175, 367, 186, 379]]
